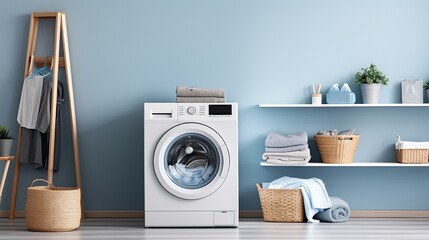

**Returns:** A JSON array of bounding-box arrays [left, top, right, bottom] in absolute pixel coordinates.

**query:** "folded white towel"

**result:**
[[266, 158, 310, 165], [396, 141, 429, 149], [262, 148, 311, 160], [396, 135, 429, 149]]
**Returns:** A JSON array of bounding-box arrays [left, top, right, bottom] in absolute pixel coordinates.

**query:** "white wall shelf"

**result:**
[[258, 103, 429, 108], [260, 162, 429, 167]]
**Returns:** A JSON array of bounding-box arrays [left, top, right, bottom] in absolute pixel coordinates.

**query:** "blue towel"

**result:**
[[268, 176, 332, 223], [265, 132, 308, 148], [314, 197, 350, 223]]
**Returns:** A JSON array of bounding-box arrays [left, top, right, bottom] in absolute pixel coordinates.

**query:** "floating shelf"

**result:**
[[258, 103, 429, 108], [260, 162, 429, 167]]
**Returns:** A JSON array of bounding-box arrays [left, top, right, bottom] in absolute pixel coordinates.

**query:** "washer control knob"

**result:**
[[187, 106, 196, 115]]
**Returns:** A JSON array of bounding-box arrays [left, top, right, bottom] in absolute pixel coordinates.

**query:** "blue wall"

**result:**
[[1, 0, 429, 212]]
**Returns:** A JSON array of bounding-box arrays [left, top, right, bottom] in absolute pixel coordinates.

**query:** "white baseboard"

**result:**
[[0, 211, 144, 218], [2, 210, 429, 218], [239, 210, 429, 218]]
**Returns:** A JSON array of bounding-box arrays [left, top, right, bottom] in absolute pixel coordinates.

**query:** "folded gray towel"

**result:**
[[265, 144, 309, 153], [265, 132, 308, 148], [176, 97, 226, 103], [176, 86, 225, 98], [314, 197, 350, 223]]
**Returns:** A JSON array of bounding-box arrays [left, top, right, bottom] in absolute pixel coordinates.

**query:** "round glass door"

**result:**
[[165, 133, 220, 189], [153, 123, 230, 200]]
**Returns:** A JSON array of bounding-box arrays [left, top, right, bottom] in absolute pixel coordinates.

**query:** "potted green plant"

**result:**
[[355, 63, 389, 104], [424, 81, 429, 103], [0, 125, 13, 157]]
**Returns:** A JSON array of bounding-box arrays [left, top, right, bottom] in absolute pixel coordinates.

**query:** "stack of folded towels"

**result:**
[[262, 132, 311, 165], [176, 86, 226, 103]]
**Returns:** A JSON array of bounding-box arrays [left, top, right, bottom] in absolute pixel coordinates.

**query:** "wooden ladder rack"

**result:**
[[9, 12, 83, 219]]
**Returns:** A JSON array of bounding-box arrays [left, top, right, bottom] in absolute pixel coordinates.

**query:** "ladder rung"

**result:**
[[34, 56, 65, 68], [32, 12, 61, 18]]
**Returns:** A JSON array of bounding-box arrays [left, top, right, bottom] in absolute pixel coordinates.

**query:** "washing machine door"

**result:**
[[153, 123, 230, 200]]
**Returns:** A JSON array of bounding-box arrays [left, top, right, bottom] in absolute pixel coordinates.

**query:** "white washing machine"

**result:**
[[144, 102, 238, 227]]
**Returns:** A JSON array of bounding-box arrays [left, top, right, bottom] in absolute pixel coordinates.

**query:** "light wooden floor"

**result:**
[[1, 218, 429, 239]]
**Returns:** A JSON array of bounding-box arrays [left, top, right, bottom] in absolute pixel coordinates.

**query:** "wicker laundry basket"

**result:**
[[256, 183, 305, 222], [314, 135, 360, 164], [396, 149, 429, 164], [26, 179, 81, 232]]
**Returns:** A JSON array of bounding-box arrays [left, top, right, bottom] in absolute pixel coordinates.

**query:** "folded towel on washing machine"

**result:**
[[176, 96, 226, 103], [176, 86, 226, 98]]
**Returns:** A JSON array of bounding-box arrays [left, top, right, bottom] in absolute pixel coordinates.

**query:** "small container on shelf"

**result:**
[[311, 84, 322, 105], [312, 94, 322, 105], [402, 80, 423, 104], [395, 136, 429, 164]]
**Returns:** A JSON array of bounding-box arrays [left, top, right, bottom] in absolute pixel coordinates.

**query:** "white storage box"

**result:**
[[402, 80, 423, 104]]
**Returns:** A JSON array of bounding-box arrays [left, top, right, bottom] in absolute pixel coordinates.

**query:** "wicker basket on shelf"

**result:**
[[256, 183, 305, 222], [314, 135, 360, 164], [396, 149, 429, 164]]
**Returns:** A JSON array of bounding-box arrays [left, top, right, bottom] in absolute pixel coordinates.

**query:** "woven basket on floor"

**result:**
[[26, 179, 81, 232], [314, 135, 360, 164], [256, 183, 305, 222], [396, 149, 429, 164]]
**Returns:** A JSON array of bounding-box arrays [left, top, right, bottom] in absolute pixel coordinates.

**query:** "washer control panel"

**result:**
[[178, 104, 206, 116], [178, 103, 236, 121]]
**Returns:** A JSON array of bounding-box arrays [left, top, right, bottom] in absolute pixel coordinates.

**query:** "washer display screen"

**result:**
[[209, 104, 232, 115], [164, 133, 221, 189]]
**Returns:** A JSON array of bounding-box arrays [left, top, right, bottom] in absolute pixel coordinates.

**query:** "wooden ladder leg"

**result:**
[[61, 12, 84, 218], [9, 13, 40, 220], [0, 160, 12, 204], [46, 12, 62, 184]]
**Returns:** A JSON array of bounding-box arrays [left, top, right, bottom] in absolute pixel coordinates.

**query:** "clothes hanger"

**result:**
[[30, 57, 52, 80], [29, 57, 48, 78]]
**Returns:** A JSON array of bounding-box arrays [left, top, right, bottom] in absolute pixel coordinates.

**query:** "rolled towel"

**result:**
[[265, 132, 308, 148], [176, 86, 225, 98], [262, 148, 311, 160], [265, 144, 309, 153], [314, 197, 350, 223]]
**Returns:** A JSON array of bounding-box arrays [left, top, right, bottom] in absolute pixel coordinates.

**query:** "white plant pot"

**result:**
[[0, 139, 13, 157], [361, 83, 382, 104]]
